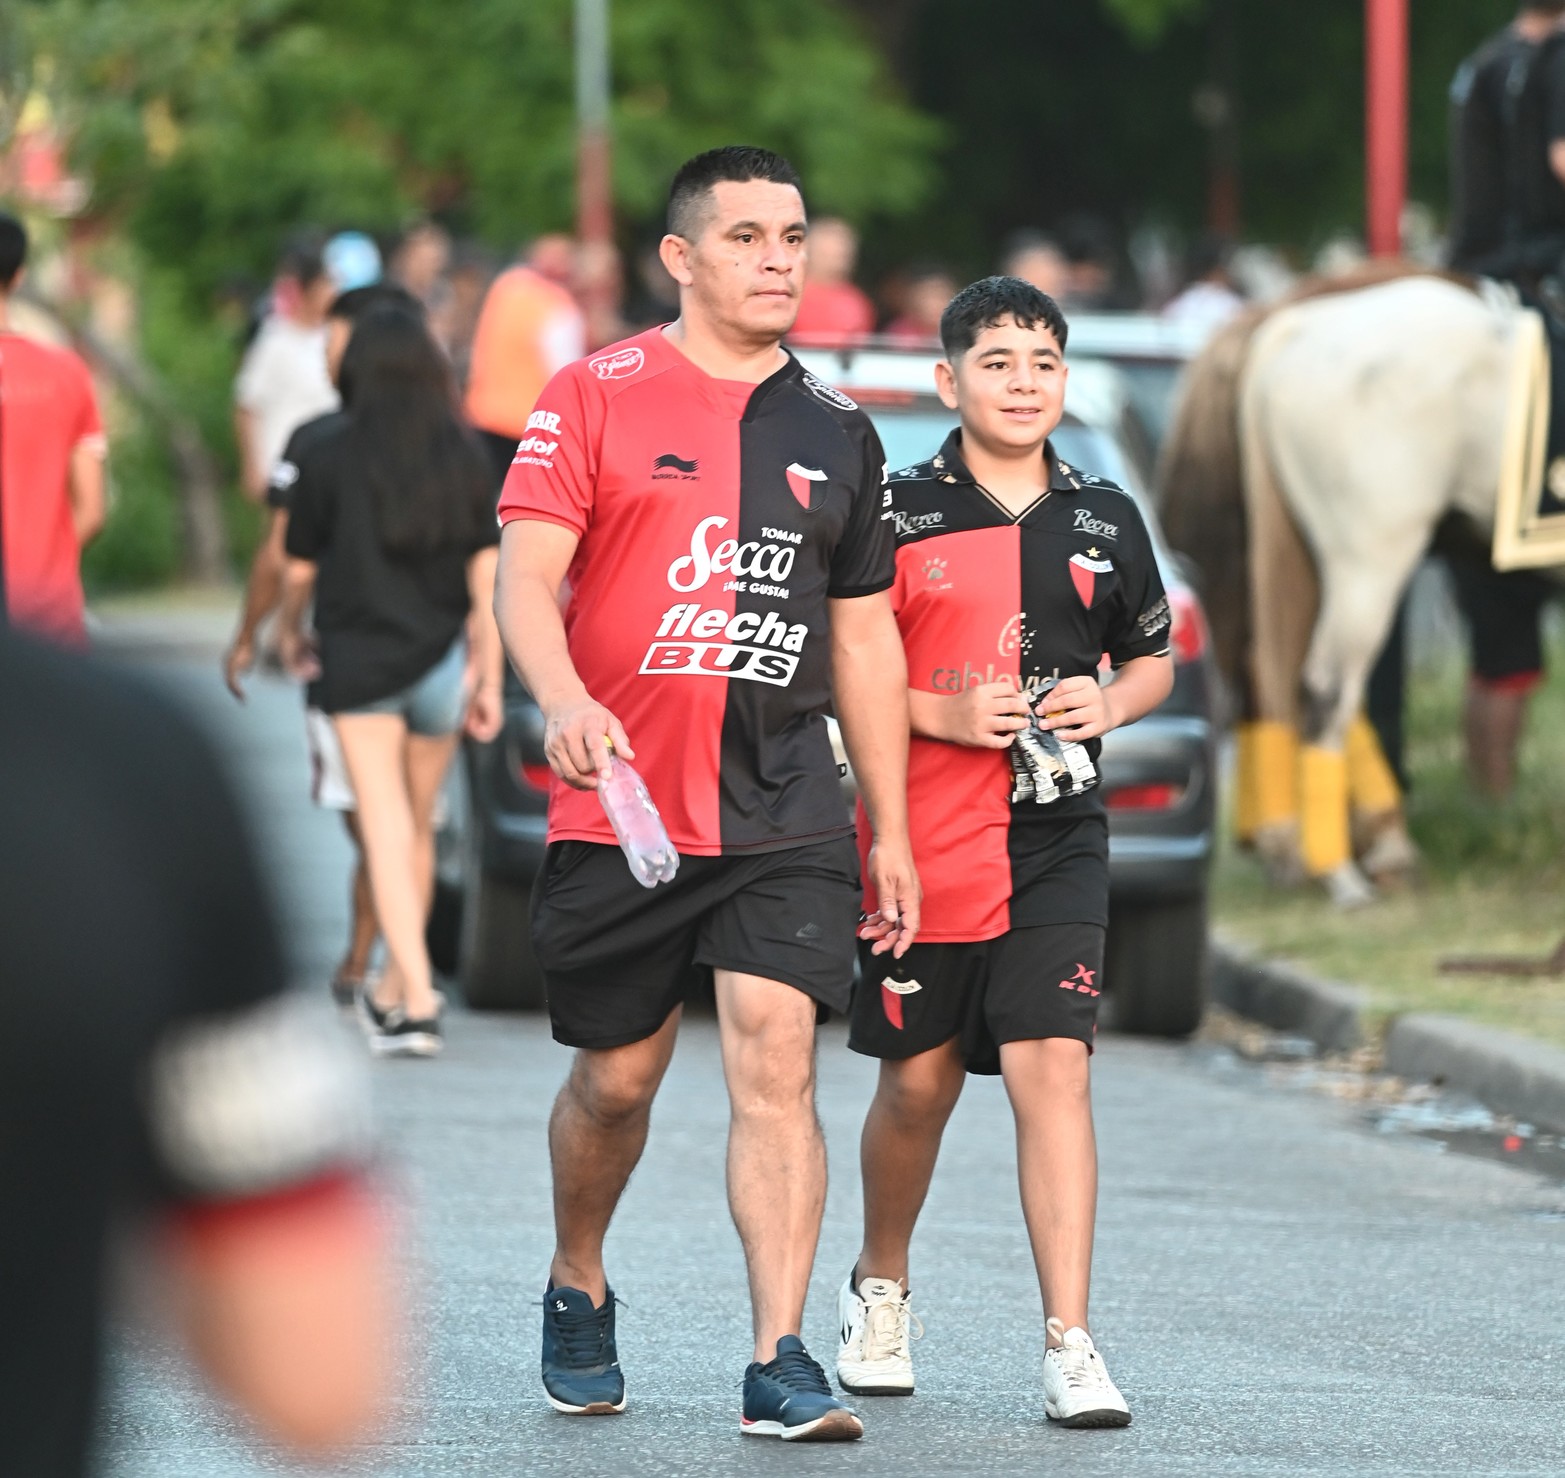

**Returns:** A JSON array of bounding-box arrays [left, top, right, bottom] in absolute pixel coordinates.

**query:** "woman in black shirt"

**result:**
[[282, 305, 502, 1056]]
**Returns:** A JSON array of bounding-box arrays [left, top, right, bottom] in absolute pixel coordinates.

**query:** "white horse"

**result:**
[[1160, 270, 1545, 904]]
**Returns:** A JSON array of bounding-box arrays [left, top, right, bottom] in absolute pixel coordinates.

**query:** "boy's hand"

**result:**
[[1036, 675, 1118, 741], [940, 679, 1032, 748]]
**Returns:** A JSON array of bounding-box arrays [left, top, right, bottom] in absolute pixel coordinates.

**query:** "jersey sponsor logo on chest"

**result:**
[[668, 515, 799, 595], [1072, 508, 1118, 539], [642, 604, 808, 687]]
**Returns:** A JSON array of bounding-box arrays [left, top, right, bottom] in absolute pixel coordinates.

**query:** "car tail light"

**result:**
[[1107, 782, 1184, 812], [1167, 586, 1208, 665], [519, 762, 554, 793]]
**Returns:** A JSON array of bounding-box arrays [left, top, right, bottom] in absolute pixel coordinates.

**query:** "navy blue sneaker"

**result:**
[[541, 1284, 625, 1414], [741, 1336, 863, 1441]]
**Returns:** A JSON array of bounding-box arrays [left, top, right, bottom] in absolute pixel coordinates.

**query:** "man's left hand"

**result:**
[[1035, 675, 1118, 742]]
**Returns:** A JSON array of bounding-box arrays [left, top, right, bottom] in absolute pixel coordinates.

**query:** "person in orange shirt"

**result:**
[[0, 212, 106, 647], [790, 217, 876, 347], [463, 246, 587, 491]]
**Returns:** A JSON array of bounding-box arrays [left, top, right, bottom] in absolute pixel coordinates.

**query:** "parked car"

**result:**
[[438, 345, 1218, 1035]]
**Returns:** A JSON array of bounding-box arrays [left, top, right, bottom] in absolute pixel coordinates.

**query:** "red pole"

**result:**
[[1365, 0, 1408, 257]]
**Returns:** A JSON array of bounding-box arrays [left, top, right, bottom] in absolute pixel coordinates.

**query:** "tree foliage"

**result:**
[[22, 0, 939, 300]]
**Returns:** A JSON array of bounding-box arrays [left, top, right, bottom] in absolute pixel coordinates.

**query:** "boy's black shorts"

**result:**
[[531, 835, 861, 1050], [850, 923, 1105, 1075]]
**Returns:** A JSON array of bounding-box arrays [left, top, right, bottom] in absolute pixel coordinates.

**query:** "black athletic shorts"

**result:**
[[1440, 523, 1554, 686], [850, 922, 1105, 1075], [531, 836, 861, 1049]]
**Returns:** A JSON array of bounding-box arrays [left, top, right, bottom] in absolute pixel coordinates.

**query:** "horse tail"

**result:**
[[1156, 307, 1267, 706]]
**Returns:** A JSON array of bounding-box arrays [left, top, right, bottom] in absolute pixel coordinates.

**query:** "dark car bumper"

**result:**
[[1100, 712, 1217, 903]]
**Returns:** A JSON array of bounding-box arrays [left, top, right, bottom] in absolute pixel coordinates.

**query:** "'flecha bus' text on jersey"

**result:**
[[859, 429, 1171, 942], [497, 327, 893, 856]]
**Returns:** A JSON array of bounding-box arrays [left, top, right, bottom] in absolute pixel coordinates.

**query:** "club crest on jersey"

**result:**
[[1069, 548, 1114, 607], [785, 461, 828, 511], [588, 346, 644, 380]]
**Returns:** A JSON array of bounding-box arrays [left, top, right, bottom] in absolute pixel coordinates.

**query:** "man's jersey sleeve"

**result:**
[[495, 363, 601, 538], [1105, 499, 1172, 667], [827, 419, 895, 599]]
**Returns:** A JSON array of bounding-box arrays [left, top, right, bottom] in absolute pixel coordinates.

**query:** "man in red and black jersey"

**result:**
[[839, 278, 1173, 1427], [494, 147, 919, 1440]]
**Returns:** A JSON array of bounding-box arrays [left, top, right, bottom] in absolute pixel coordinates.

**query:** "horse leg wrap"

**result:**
[[1239, 720, 1300, 839], [1299, 744, 1351, 878], [1345, 714, 1402, 818]]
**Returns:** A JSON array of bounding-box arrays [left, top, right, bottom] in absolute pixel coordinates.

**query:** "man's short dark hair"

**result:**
[[0, 212, 28, 290], [667, 146, 804, 240], [279, 235, 328, 290], [328, 283, 423, 323], [940, 276, 1069, 360]]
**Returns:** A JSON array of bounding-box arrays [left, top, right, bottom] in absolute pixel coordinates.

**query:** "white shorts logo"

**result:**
[[882, 978, 923, 995]]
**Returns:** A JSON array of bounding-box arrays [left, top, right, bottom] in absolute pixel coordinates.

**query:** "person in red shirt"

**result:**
[[789, 217, 876, 347], [0, 212, 106, 647], [495, 146, 919, 1441], [841, 278, 1173, 1427]]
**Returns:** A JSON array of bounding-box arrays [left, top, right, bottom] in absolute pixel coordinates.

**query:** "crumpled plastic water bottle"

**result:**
[[597, 750, 680, 888]]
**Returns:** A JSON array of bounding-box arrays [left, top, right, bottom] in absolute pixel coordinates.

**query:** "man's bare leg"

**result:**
[[715, 971, 825, 1361], [1000, 1037, 1095, 1338], [549, 1007, 682, 1305], [855, 1040, 967, 1285]]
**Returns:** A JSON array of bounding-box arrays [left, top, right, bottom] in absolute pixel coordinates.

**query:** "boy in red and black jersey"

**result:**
[[839, 278, 1173, 1426]]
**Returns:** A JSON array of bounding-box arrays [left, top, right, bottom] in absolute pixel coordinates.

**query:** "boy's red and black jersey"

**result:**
[[497, 327, 893, 856], [857, 429, 1171, 942]]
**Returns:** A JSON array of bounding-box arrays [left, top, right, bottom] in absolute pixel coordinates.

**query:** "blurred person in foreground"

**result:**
[[0, 211, 106, 647], [883, 263, 958, 344], [234, 238, 341, 502], [280, 306, 504, 1057], [1161, 234, 1245, 338], [494, 144, 918, 1440], [842, 277, 1171, 1427], [1443, 0, 1565, 796], [0, 623, 393, 1478], [225, 284, 423, 1008], [789, 216, 875, 346], [463, 237, 587, 493]]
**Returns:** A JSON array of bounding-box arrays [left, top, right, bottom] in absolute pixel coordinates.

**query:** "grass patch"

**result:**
[[1214, 635, 1565, 1049]]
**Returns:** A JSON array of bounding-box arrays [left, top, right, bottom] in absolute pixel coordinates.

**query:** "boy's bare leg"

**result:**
[[999, 1036, 1096, 1339], [855, 1039, 967, 1284]]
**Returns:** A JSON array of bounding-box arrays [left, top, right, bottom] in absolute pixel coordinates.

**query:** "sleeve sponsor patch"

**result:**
[[801, 372, 858, 411], [1137, 595, 1171, 636], [269, 460, 300, 492], [148, 993, 373, 1199]]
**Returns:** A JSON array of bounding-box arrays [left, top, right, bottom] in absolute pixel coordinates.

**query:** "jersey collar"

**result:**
[[930, 428, 1082, 500], [649, 326, 800, 419]]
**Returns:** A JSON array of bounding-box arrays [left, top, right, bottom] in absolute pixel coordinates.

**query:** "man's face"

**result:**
[[936, 315, 1068, 454], [661, 179, 808, 343]]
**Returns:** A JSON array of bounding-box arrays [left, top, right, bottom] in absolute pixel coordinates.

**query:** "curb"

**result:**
[[1209, 935, 1369, 1054], [1210, 934, 1565, 1134]]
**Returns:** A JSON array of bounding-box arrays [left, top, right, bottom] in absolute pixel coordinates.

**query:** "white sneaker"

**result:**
[[1042, 1318, 1131, 1427], [835, 1273, 920, 1395]]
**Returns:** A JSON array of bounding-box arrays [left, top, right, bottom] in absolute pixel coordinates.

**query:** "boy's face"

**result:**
[[935, 315, 1067, 455]]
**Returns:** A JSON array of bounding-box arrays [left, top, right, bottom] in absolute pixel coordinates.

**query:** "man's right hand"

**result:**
[[223, 635, 256, 701], [543, 694, 635, 790], [939, 679, 1031, 748]]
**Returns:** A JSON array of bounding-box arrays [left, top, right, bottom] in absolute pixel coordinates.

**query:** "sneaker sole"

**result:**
[[837, 1372, 914, 1396], [742, 1409, 864, 1442], [545, 1392, 626, 1416], [369, 1033, 443, 1057], [1045, 1403, 1132, 1429]]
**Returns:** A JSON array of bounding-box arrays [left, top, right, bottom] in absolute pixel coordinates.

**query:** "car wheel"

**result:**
[[1105, 894, 1208, 1038], [426, 879, 462, 977], [458, 862, 546, 1011]]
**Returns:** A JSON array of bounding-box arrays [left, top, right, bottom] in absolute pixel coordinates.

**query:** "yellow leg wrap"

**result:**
[[1242, 720, 1300, 836], [1299, 745, 1351, 878], [1345, 713, 1402, 817]]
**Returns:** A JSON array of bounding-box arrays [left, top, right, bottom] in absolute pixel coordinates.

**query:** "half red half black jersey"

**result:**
[[498, 328, 893, 856], [858, 430, 1171, 941]]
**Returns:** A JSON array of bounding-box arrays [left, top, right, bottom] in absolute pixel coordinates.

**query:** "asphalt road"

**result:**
[[98, 611, 1565, 1478]]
